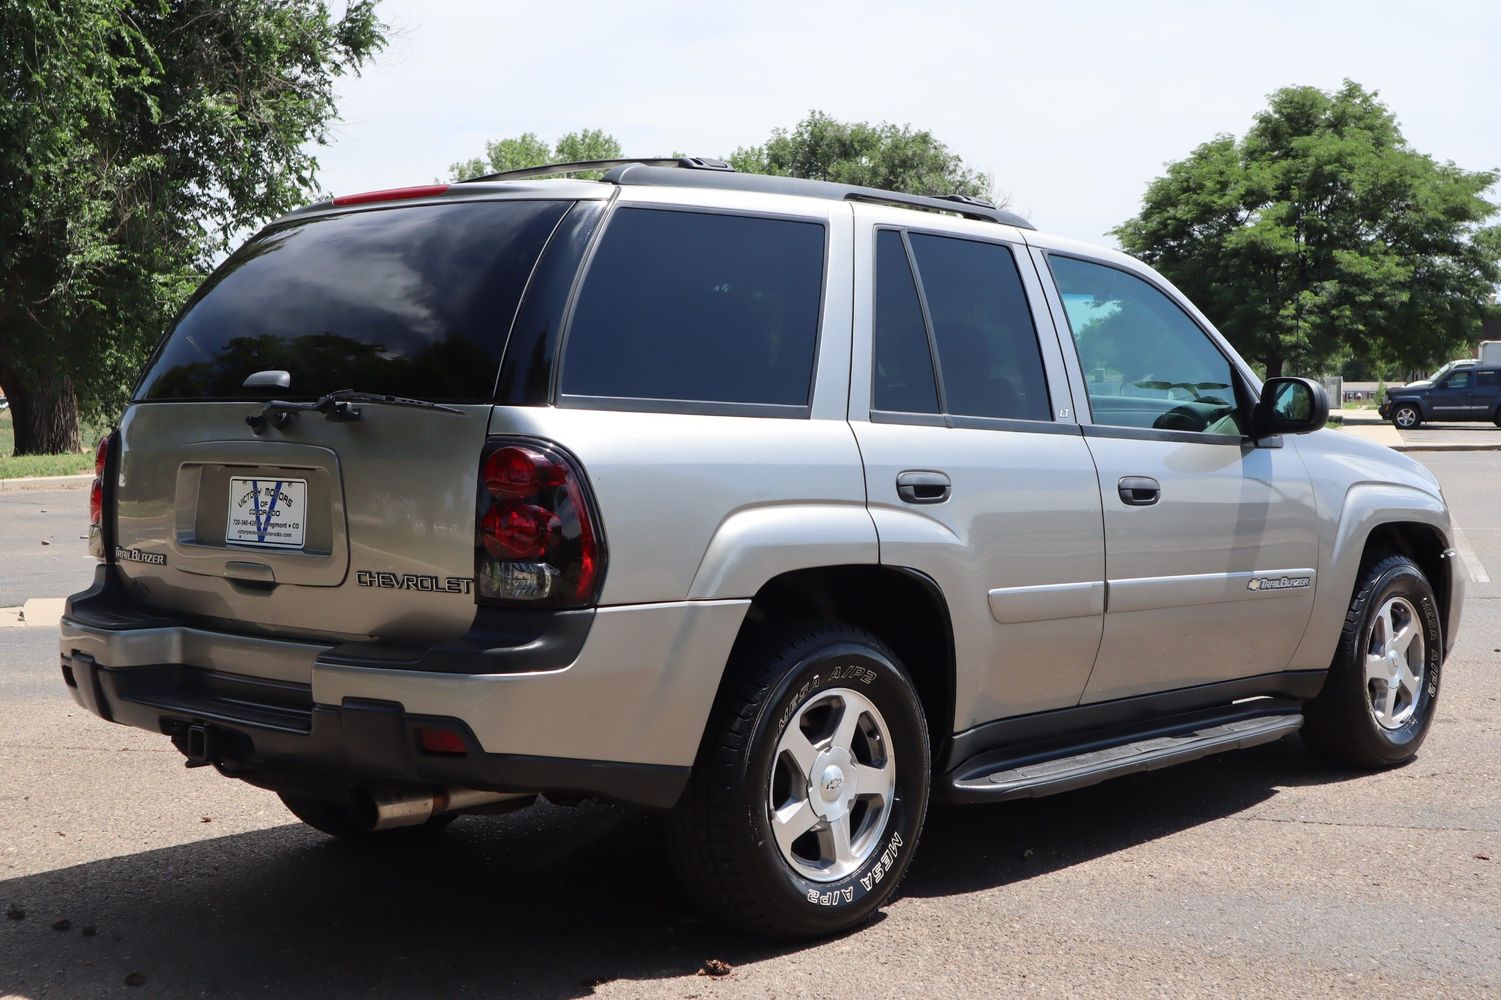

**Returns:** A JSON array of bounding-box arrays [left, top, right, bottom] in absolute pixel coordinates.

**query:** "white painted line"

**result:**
[[1451, 519, 1490, 584]]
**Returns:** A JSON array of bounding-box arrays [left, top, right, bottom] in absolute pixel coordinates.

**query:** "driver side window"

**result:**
[[1049, 255, 1243, 436]]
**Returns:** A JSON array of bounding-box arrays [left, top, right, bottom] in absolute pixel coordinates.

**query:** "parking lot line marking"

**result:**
[[1451, 520, 1489, 584]]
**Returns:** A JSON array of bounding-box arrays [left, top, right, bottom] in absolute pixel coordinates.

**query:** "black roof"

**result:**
[[460, 156, 1035, 230]]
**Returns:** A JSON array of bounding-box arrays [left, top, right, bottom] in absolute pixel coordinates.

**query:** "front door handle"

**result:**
[[897, 470, 951, 505], [1118, 476, 1160, 506]]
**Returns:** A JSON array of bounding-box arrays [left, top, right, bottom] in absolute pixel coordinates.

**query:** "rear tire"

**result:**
[[1390, 404, 1421, 430], [669, 622, 930, 938], [278, 791, 458, 840], [1303, 554, 1442, 768]]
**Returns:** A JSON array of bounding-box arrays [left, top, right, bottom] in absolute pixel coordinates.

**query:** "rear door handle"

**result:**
[[897, 470, 951, 504], [1117, 476, 1160, 506]]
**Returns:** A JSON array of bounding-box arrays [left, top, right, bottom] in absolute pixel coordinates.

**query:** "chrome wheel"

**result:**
[[768, 687, 896, 882], [1393, 406, 1418, 429], [1365, 595, 1425, 730]]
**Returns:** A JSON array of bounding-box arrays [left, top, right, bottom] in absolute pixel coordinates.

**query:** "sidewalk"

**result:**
[[0, 472, 92, 492], [1338, 409, 1501, 452]]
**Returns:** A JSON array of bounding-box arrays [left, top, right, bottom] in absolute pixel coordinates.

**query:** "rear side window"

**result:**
[[1477, 370, 1499, 389], [560, 208, 825, 408], [136, 201, 571, 401], [906, 234, 1051, 422], [873, 230, 939, 414]]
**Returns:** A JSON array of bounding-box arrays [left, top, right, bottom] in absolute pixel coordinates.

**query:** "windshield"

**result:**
[[135, 200, 571, 402]]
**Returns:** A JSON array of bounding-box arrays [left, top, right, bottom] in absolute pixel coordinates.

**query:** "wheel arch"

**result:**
[[1290, 485, 1461, 669], [725, 564, 957, 766]]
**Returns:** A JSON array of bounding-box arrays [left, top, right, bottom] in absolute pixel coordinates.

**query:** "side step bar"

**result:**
[[944, 711, 1304, 804]]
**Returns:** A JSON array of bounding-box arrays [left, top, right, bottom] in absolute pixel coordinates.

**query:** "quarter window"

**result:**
[[905, 234, 1050, 422], [1049, 255, 1244, 436], [561, 208, 825, 408]]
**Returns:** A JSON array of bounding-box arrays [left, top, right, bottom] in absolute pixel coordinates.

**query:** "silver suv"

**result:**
[[62, 158, 1463, 937]]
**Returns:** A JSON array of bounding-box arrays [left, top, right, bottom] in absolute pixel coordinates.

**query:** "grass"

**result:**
[[0, 410, 100, 480]]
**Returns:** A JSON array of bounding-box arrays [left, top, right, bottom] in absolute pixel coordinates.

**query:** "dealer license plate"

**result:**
[[226, 477, 308, 549]]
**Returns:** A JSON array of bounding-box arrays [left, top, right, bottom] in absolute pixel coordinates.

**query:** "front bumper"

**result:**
[[60, 568, 749, 808]]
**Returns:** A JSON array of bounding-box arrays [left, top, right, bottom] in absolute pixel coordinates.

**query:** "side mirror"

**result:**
[[1252, 377, 1329, 437]]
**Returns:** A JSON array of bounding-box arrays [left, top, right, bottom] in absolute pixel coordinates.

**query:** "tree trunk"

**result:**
[[1264, 355, 1285, 379], [0, 362, 82, 456]]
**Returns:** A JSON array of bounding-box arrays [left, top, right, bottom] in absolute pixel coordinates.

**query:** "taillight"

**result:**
[[88, 433, 115, 560], [475, 440, 604, 607]]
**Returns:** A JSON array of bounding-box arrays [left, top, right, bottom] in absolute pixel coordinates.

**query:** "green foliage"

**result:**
[[0, 0, 385, 453], [449, 129, 623, 182], [730, 111, 997, 202], [1114, 81, 1501, 378], [450, 112, 998, 203]]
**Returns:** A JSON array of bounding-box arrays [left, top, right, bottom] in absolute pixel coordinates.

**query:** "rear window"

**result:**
[[136, 200, 571, 402], [559, 208, 826, 409]]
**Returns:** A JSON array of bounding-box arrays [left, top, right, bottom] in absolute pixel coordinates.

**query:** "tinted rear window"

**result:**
[[136, 200, 570, 401], [560, 208, 826, 408], [907, 234, 1050, 422]]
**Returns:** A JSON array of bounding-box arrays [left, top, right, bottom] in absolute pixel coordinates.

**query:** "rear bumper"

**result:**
[[60, 569, 749, 808]]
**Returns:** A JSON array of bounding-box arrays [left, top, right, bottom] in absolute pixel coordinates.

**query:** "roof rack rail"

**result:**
[[458, 156, 1036, 230], [458, 156, 733, 183], [600, 164, 1036, 230], [843, 191, 1016, 225]]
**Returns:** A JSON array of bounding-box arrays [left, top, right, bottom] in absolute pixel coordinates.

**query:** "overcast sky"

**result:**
[[313, 0, 1500, 246]]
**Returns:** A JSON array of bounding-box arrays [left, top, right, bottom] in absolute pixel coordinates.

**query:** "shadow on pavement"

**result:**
[[0, 735, 1363, 998]]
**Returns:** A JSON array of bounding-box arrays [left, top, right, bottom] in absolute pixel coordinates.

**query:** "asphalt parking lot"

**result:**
[[2, 452, 1497, 999]]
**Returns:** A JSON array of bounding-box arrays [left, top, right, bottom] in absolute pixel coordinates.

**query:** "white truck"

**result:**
[[1480, 340, 1501, 365]]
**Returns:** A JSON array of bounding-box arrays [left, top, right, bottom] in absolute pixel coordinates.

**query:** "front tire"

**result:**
[[1303, 554, 1442, 768], [670, 623, 930, 937], [1391, 404, 1421, 430]]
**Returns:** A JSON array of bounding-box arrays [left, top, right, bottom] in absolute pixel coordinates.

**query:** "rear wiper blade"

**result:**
[[246, 389, 463, 433]]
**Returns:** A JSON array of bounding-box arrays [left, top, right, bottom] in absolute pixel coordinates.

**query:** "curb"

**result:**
[[0, 473, 93, 493], [1393, 444, 1501, 453]]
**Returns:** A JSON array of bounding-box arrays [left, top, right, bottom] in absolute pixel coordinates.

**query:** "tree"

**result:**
[[730, 111, 999, 204], [449, 129, 622, 182], [1113, 81, 1501, 378], [450, 113, 998, 206], [0, 1, 384, 455]]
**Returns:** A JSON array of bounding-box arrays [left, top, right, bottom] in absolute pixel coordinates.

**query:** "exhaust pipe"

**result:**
[[355, 785, 530, 831]]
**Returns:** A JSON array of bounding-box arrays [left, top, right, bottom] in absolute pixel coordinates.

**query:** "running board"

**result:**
[[944, 711, 1303, 804]]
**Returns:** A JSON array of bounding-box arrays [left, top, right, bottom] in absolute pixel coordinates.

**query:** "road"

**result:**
[[2, 456, 1498, 999]]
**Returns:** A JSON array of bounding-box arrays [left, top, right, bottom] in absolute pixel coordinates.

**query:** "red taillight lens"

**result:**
[[483, 446, 567, 499], [88, 432, 114, 560], [330, 184, 448, 206], [474, 440, 604, 607], [481, 502, 559, 559]]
